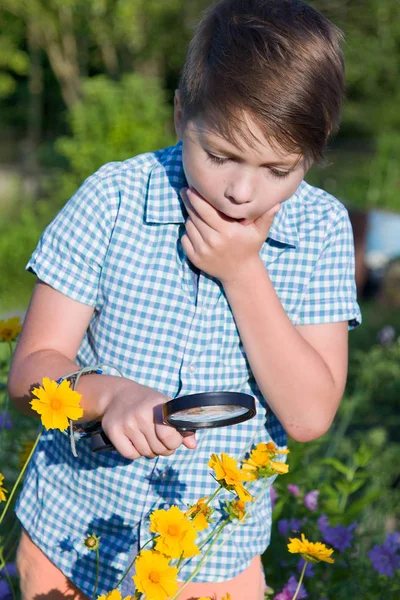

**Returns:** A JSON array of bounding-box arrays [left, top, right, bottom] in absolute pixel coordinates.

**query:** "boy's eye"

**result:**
[[269, 168, 290, 179], [206, 151, 229, 165]]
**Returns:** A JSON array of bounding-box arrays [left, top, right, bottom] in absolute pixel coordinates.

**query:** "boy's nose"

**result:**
[[225, 173, 255, 205]]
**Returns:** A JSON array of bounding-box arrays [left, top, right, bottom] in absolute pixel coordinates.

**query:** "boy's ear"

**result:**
[[174, 90, 183, 139]]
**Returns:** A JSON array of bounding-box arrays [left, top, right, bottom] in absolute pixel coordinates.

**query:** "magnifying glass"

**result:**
[[91, 391, 256, 452]]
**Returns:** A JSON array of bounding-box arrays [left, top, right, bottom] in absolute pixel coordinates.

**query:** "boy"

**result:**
[[9, 1, 361, 598]]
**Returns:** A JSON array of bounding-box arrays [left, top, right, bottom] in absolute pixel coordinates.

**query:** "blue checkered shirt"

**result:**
[[16, 142, 361, 596]]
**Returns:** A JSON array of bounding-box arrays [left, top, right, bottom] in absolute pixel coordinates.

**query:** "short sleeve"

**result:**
[[296, 209, 362, 330], [26, 171, 120, 307]]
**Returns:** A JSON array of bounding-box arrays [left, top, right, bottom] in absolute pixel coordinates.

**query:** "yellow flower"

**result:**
[[0, 473, 8, 502], [185, 497, 213, 531], [133, 549, 179, 600], [222, 594, 232, 600], [97, 591, 132, 600], [269, 461, 289, 475], [19, 441, 35, 469], [150, 505, 200, 558], [84, 533, 101, 551], [228, 499, 248, 521], [0, 317, 22, 343], [208, 453, 254, 502], [30, 377, 83, 431], [242, 443, 289, 480], [288, 533, 334, 564]]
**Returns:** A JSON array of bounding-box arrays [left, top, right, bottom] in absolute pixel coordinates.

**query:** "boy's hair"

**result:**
[[179, 0, 345, 164]]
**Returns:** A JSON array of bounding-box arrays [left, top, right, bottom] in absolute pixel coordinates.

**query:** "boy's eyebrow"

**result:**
[[204, 141, 302, 169]]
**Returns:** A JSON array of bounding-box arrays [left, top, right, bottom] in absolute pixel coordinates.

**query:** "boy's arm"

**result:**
[[221, 260, 348, 442], [8, 280, 196, 458], [181, 187, 351, 442]]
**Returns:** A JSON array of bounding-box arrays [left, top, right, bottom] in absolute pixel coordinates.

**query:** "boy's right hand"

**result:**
[[100, 380, 196, 460]]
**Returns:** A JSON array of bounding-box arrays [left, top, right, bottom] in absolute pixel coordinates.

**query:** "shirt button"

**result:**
[[188, 364, 196, 374]]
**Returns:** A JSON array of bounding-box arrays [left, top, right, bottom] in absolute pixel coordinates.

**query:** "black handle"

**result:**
[[91, 429, 115, 452]]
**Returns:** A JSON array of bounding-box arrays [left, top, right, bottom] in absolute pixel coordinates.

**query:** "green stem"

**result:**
[[175, 551, 185, 571], [0, 343, 13, 450], [91, 548, 100, 600], [170, 521, 227, 600], [0, 427, 43, 527], [291, 561, 307, 600], [175, 477, 271, 599], [203, 485, 222, 508], [115, 537, 154, 588]]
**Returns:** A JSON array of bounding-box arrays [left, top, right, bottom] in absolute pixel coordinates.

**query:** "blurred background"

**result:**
[[0, 1, 400, 597]]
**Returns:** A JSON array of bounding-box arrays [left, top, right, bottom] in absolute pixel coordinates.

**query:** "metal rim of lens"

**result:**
[[162, 391, 256, 430]]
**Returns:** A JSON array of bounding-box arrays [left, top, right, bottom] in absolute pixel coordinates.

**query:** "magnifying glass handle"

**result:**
[[91, 429, 115, 452]]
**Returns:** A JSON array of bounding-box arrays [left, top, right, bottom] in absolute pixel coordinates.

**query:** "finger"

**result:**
[[185, 218, 207, 253], [181, 188, 222, 231], [103, 425, 141, 460], [155, 422, 186, 451], [125, 430, 159, 459], [185, 205, 218, 244], [141, 426, 179, 456], [181, 232, 196, 262], [254, 203, 281, 233]]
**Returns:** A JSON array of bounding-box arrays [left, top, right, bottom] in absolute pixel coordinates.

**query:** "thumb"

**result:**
[[254, 202, 281, 233]]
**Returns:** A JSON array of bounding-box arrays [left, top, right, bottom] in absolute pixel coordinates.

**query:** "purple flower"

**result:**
[[297, 558, 315, 578], [368, 532, 400, 577], [274, 575, 308, 600], [287, 484, 300, 497], [0, 563, 17, 600], [304, 490, 319, 511], [317, 514, 357, 552], [278, 518, 303, 537], [0, 579, 12, 599], [0, 413, 12, 429], [377, 325, 396, 347], [270, 487, 278, 509]]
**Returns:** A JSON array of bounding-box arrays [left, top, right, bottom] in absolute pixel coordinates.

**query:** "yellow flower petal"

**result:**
[[0, 473, 7, 502], [150, 505, 200, 558], [269, 461, 289, 474], [133, 550, 178, 600], [30, 377, 83, 431], [0, 317, 22, 342], [288, 533, 334, 564]]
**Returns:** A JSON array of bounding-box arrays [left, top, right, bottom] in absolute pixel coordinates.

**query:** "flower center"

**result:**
[[149, 570, 161, 583], [167, 524, 179, 536], [51, 398, 62, 410]]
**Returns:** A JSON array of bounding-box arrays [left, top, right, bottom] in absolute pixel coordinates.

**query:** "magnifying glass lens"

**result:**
[[167, 404, 249, 425]]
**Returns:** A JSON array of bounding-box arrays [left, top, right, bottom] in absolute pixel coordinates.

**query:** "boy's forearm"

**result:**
[[7, 349, 133, 422], [222, 257, 341, 442]]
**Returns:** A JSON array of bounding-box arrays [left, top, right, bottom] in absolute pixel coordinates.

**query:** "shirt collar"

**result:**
[[145, 141, 300, 248], [145, 142, 188, 224]]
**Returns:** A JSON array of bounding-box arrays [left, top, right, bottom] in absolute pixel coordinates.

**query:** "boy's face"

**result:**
[[175, 97, 308, 224]]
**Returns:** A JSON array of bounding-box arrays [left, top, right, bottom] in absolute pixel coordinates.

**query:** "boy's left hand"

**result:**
[[180, 187, 280, 284]]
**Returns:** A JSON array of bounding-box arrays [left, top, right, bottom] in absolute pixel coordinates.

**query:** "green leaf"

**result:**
[[322, 458, 351, 477]]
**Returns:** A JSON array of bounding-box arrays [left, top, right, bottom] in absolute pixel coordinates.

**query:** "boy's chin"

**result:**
[[236, 217, 254, 225]]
